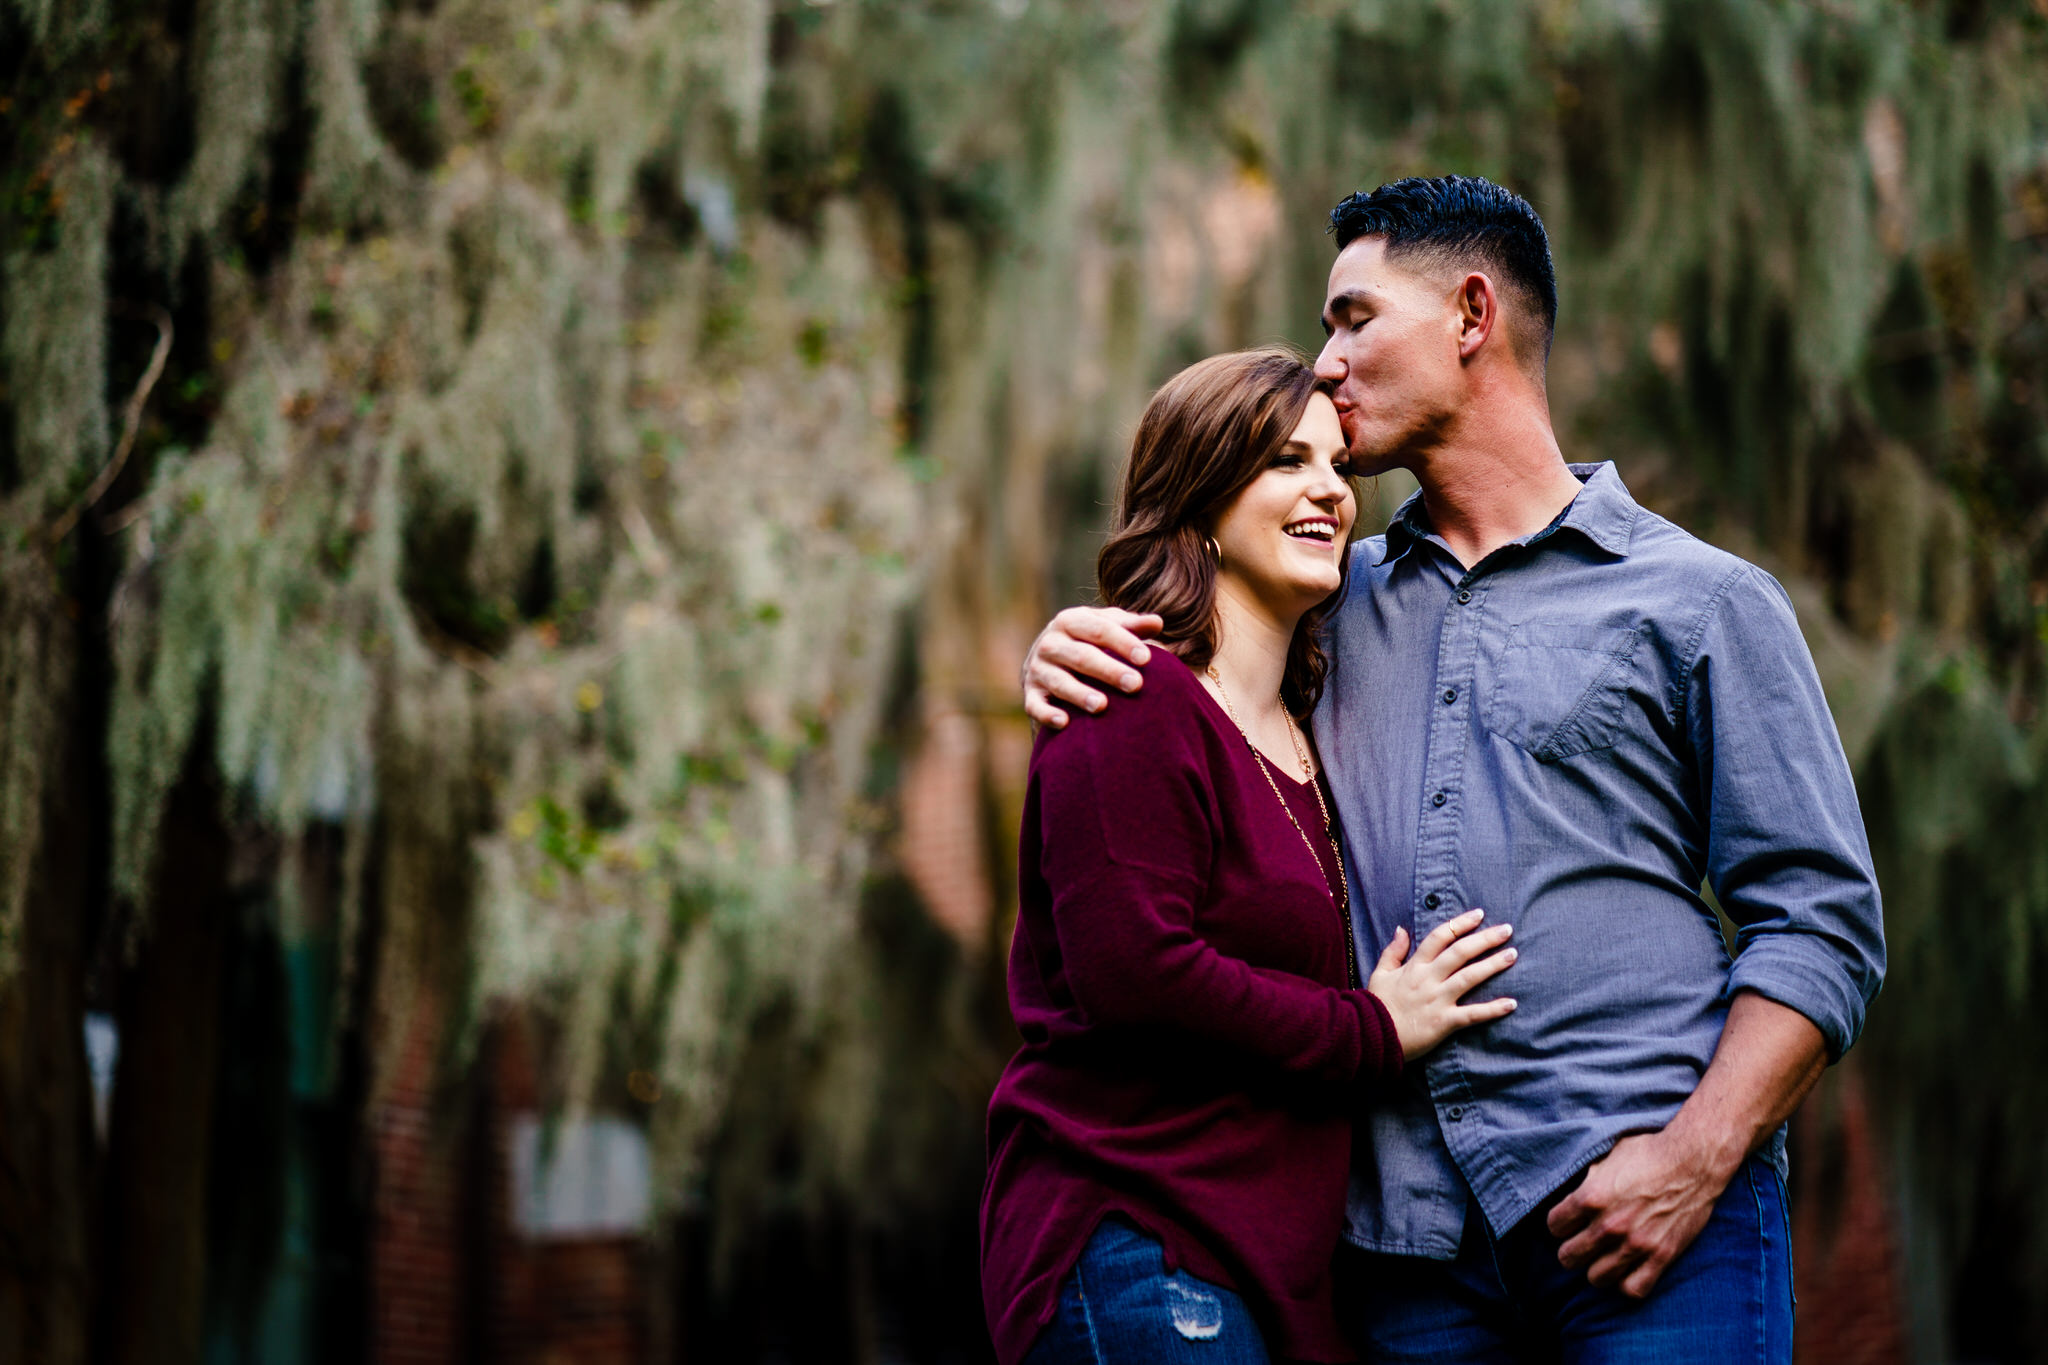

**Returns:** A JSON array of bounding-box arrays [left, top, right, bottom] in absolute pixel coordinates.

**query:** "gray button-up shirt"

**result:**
[[1317, 462, 1885, 1258]]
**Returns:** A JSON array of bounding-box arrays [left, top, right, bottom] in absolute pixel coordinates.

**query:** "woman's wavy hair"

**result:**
[[1097, 348, 1356, 716]]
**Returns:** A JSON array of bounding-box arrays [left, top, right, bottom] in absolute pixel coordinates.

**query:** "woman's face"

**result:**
[[1210, 391, 1355, 619]]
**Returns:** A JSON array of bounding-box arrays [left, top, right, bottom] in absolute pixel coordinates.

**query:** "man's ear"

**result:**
[[1455, 271, 1498, 361]]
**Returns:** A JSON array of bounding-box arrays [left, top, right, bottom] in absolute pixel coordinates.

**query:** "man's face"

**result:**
[[1312, 237, 1465, 475]]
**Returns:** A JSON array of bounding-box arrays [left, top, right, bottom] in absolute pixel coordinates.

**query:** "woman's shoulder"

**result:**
[[1032, 647, 1218, 767], [1028, 649, 1227, 846]]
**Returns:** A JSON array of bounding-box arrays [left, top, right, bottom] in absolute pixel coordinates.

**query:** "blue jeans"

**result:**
[[1336, 1155, 1794, 1364], [1024, 1219, 1272, 1365]]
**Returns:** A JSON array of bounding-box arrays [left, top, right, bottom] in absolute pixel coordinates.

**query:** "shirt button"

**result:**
[[1424, 893, 1441, 909], [1432, 791, 1447, 807], [1442, 688, 1458, 704], [1447, 1106, 1465, 1122], [1456, 590, 1472, 604]]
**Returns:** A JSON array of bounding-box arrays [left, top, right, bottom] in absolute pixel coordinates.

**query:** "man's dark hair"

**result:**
[[1327, 175, 1557, 358]]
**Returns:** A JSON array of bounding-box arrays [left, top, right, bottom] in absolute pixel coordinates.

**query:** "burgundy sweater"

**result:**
[[980, 651, 1404, 1365]]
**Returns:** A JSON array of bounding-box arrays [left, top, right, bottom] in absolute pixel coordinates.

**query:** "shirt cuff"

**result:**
[[1725, 939, 1866, 1061]]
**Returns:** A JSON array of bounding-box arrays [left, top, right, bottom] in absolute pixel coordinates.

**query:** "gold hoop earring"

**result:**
[[1208, 536, 1222, 570]]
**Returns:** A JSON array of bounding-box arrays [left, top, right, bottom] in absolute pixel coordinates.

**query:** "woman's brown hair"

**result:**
[[1096, 348, 1355, 716]]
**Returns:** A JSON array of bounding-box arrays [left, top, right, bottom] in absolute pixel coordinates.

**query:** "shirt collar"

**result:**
[[1379, 461, 1638, 565]]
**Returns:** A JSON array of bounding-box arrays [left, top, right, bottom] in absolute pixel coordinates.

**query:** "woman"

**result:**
[[980, 349, 1518, 1364]]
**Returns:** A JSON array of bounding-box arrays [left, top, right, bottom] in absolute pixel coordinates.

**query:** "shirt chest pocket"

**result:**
[[1482, 621, 1642, 761]]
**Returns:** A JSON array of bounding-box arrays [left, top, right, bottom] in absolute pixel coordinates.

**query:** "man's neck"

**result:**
[[1409, 396, 1583, 570]]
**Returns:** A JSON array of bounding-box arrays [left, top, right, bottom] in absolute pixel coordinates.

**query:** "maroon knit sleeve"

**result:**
[[1032, 664, 1403, 1089]]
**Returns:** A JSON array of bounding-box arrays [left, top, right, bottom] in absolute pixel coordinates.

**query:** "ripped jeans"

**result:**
[[1023, 1219, 1271, 1365]]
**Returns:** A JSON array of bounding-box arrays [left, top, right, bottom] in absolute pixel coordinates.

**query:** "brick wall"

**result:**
[[368, 1005, 648, 1365], [369, 989, 469, 1365], [1791, 1066, 1908, 1365], [481, 1017, 648, 1365]]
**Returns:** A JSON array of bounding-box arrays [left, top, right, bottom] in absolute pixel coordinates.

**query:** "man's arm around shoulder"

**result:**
[[1021, 607, 1162, 727]]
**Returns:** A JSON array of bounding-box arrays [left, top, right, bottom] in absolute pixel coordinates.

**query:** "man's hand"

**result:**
[[1021, 607, 1164, 728], [1545, 991, 1826, 1300], [1546, 1128, 1731, 1299]]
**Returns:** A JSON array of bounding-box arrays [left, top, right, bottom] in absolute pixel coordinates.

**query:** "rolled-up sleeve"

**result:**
[[1685, 565, 1886, 1059]]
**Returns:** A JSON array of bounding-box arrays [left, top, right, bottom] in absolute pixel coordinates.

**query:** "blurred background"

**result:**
[[2, 0, 2045, 1361]]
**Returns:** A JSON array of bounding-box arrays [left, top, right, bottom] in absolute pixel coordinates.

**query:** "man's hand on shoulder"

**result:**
[[1021, 608, 1164, 728], [1545, 1126, 1735, 1300]]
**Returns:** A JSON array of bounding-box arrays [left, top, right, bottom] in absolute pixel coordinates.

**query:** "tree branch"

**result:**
[[47, 304, 173, 546]]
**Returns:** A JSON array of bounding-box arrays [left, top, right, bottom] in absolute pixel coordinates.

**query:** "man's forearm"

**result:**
[[1548, 989, 1830, 1295], [1662, 989, 1827, 1180]]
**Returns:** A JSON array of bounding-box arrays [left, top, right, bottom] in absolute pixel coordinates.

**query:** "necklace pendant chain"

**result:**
[[1205, 665, 1357, 989]]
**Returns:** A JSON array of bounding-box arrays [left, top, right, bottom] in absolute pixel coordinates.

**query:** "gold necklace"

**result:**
[[1205, 664, 1358, 989]]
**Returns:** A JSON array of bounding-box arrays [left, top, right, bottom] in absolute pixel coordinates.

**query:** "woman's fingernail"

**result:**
[[1503, 949, 1517, 961], [1132, 644, 1150, 663], [1121, 673, 1140, 690]]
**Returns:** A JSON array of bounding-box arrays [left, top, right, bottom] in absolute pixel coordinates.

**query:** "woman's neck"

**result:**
[[1206, 581, 1299, 725]]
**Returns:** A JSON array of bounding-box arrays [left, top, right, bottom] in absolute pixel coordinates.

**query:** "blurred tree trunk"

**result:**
[[0, 610, 92, 1365], [95, 753, 229, 1365]]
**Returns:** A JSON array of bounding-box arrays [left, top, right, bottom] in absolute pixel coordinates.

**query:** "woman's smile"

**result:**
[[1281, 514, 1340, 547], [1277, 515, 1343, 552]]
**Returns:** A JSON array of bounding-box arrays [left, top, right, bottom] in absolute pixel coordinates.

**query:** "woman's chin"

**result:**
[[1228, 566, 1345, 620], [1297, 567, 1343, 604], [1271, 574, 1342, 615]]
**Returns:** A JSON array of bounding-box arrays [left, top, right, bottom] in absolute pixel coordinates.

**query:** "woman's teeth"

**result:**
[[1284, 522, 1334, 542]]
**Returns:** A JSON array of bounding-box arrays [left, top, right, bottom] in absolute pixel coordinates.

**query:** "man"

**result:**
[[1019, 175, 1884, 1361]]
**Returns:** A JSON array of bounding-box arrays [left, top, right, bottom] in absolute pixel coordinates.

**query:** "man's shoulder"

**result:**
[[1612, 511, 1819, 666], [1620, 507, 1768, 601]]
